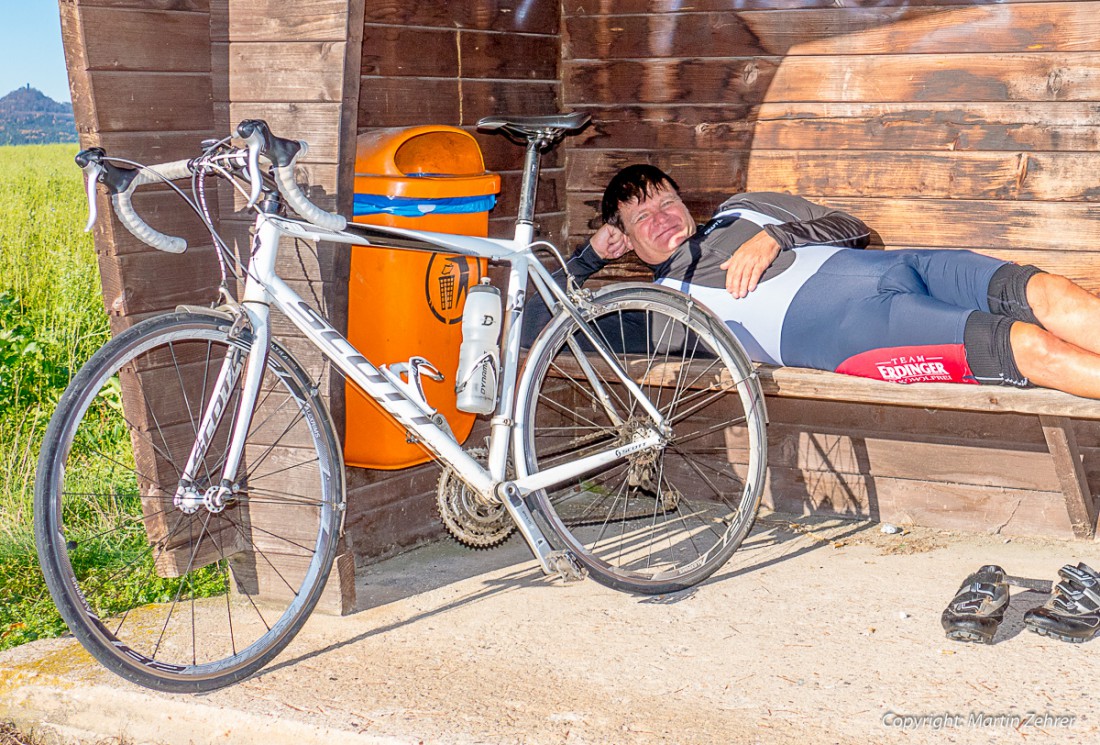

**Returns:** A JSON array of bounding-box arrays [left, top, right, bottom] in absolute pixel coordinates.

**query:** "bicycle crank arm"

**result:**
[[498, 482, 585, 582]]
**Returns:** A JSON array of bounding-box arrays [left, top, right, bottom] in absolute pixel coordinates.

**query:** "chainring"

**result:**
[[436, 448, 516, 549]]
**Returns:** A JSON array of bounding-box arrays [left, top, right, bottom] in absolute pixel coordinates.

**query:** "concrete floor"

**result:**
[[3, 511, 1099, 744]]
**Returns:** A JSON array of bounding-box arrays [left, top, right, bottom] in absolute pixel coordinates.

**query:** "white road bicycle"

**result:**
[[34, 114, 768, 693]]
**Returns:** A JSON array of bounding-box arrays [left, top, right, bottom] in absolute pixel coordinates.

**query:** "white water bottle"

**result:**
[[455, 278, 501, 414]]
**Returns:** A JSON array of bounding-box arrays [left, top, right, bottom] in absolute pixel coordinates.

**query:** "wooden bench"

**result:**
[[756, 366, 1100, 540], [551, 352, 1100, 540]]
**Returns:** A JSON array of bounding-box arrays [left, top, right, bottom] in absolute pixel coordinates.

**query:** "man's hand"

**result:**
[[590, 223, 633, 260], [719, 230, 782, 299]]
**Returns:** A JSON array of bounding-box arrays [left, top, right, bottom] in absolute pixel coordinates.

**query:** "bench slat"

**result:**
[[757, 365, 1100, 420], [544, 355, 1100, 418]]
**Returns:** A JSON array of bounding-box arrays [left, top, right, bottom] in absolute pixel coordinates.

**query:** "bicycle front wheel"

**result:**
[[515, 284, 767, 594], [34, 311, 344, 692]]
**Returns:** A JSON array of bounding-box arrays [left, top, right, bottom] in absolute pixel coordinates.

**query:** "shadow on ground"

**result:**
[[260, 511, 874, 681]]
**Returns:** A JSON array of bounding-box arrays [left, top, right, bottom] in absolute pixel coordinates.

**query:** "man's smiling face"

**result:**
[[617, 184, 695, 264]]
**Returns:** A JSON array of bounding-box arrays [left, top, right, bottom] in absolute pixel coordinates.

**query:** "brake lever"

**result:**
[[75, 148, 107, 232], [244, 135, 263, 208], [232, 122, 265, 208], [83, 163, 103, 232]]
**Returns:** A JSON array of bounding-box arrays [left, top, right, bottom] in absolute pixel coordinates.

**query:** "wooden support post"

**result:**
[[1040, 415, 1098, 540]]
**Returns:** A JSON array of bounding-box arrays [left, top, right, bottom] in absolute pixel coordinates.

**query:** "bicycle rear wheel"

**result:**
[[34, 311, 343, 692], [515, 284, 767, 594]]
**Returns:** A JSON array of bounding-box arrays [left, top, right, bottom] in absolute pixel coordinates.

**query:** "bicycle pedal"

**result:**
[[547, 550, 587, 583]]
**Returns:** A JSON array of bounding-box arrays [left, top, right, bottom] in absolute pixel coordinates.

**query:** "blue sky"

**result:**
[[2, 3, 70, 102]]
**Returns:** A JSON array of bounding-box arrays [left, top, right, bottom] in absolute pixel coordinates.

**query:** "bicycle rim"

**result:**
[[34, 312, 343, 692], [516, 284, 767, 594]]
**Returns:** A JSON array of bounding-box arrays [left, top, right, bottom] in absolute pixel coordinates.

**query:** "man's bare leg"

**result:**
[[1011, 322, 1100, 398], [1026, 273, 1100, 355]]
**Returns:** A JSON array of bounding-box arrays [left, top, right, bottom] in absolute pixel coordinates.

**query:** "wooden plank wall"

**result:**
[[360, 1, 563, 239], [59, 0, 231, 582], [63, 0, 362, 612], [346, 1, 563, 569], [59, 0, 344, 607], [60, 0, 221, 327], [561, 0, 1100, 537], [209, 0, 362, 392], [209, 0, 363, 611]]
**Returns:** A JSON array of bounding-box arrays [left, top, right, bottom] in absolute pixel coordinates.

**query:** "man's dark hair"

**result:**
[[600, 164, 680, 230]]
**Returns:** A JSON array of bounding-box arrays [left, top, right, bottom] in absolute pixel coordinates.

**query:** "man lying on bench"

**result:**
[[525, 164, 1100, 399]]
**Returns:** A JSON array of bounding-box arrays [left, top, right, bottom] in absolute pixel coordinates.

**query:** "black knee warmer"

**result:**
[[963, 312, 1031, 388], [987, 263, 1045, 327]]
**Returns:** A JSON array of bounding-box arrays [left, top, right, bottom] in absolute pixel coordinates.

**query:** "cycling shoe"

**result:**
[[941, 565, 1009, 644], [1024, 563, 1100, 643]]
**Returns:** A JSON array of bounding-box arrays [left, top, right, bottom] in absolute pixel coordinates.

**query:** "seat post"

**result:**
[[516, 138, 543, 231]]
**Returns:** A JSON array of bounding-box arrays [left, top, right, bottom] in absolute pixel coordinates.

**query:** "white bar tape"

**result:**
[[112, 160, 194, 253], [273, 165, 347, 231]]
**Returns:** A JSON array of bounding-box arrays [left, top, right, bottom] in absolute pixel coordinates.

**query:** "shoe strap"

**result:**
[[952, 582, 1006, 613], [972, 581, 999, 595], [1051, 581, 1100, 613], [1060, 564, 1100, 589], [1004, 574, 1053, 593]]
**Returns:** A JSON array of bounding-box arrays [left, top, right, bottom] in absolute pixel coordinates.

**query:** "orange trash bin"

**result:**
[[345, 126, 501, 469]]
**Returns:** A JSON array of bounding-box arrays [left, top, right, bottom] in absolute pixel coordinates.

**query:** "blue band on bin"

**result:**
[[353, 193, 497, 217]]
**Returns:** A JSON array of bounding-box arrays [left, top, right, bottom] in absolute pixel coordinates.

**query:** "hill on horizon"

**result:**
[[0, 86, 77, 146]]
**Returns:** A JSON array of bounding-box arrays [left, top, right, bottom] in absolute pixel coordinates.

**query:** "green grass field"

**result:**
[[0, 143, 110, 650]]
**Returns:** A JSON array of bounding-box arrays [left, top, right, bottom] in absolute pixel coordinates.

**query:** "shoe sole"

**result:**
[[945, 628, 996, 644], [942, 613, 1002, 644], [1026, 624, 1092, 644]]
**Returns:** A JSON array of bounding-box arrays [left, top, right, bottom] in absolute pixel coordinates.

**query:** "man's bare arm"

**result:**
[[720, 231, 782, 299], [716, 194, 870, 298]]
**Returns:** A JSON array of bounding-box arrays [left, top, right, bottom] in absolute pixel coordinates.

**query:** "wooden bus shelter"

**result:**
[[60, 0, 1100, 612]]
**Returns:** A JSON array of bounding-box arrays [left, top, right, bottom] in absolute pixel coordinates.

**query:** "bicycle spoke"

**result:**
[[239, 489, 329, 508], [672, 414, 751, 449], [664, 383, 737, 426], [246, 452, 320, 485], [152, 510, 217, 659], [546, 356, 628, 424]]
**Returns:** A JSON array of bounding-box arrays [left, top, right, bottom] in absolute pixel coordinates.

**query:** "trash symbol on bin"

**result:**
[[425, 254, 483, 324], [439, 262, 459, 311]]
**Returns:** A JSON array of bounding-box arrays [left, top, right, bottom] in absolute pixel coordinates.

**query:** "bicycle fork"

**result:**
[[173, 304, 271, 515]]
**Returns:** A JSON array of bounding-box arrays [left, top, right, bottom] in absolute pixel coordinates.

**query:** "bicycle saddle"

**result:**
[[477, 112, 591, 139]]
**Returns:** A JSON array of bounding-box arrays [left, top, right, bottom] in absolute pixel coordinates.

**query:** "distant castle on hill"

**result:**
[[0, 85, 78, 145]]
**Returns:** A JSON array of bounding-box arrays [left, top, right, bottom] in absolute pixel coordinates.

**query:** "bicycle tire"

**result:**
[[34, 311, 344, 692], [514, 284, 767, 594]]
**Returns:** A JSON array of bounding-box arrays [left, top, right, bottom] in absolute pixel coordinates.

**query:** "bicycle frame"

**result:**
[[179, 207, 670, 575], [49, 116, 773, 693]]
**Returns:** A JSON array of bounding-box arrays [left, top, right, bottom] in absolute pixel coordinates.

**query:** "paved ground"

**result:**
[[3, 511, 1099, 744]]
